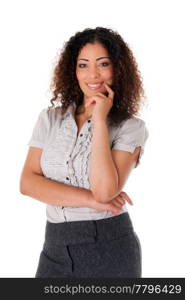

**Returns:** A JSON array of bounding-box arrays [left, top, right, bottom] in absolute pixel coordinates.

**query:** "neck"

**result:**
[[75, 104, 92, 119]]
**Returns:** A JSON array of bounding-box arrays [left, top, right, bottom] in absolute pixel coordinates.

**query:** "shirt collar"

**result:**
[[62, 102, 77, 118], [66, 102, 111, 125]]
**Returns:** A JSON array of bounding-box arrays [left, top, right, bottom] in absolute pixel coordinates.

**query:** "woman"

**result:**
[[20, 27, 149, 278]]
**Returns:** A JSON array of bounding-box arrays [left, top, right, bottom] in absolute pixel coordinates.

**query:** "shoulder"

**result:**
[[112, 116, 149, 145], [37, 106, 64, 128], [121, 116, 146, 129], [111, 116, 149, 168], [113, 116, 148, 136]]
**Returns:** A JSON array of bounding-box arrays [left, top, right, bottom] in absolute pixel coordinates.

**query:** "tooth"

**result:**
[[88, 83, 101, 87]]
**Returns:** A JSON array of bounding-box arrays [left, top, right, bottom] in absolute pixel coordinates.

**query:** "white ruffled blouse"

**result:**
[[27, 102, 149, 223]]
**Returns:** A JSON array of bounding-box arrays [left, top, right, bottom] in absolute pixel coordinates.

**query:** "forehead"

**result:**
[[77, 42, 109, 58]]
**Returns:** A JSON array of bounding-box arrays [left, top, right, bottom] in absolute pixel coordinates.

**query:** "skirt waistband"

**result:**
[[44, 212, 134, 247]]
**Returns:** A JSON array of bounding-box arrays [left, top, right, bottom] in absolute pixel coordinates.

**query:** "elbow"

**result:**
[[93, 190, 118, 203], [19, 176, 29, 195], [20, 188, 26, 195], [96, 197, 110, 203], [91, 190, 104, 203], [91, 181, 119, 203], [19, 183, 27, 195]]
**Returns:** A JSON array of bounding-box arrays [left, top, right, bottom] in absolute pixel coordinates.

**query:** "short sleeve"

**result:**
[[27, 108, 50, 149], [112, 117, 149, 168]]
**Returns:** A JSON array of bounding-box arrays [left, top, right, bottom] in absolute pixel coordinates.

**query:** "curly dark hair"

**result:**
[[48, 27, 146, 127]]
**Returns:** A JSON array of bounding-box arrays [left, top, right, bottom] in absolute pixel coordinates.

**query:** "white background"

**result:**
[[0, 0, 184, 277]]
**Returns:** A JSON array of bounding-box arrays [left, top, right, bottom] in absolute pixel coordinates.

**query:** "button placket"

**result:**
[[65, 118, 92, 187], [66, 153, 71, 165], [66, 154, 72, 179], [68, 166, 75, 176]]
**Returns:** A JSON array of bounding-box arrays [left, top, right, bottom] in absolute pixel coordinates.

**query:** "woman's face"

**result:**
[[76, 42, 113, 100]]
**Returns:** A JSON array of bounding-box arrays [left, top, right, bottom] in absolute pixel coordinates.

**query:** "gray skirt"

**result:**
[[35, 212, 142, 278]]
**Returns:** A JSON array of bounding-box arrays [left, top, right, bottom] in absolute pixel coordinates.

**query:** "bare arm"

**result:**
[[89, 120, 119, 202], [20, 173, 129, 216], [87, 85, 141, 203], [19, 147, 126, 214], [20, 172, 94, 207], [89, 121, 141, 203]]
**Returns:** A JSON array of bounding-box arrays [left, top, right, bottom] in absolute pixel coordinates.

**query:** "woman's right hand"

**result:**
[[90, 191, 133, 216]]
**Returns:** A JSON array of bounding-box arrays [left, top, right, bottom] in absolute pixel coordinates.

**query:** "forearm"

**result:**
[[20, 173, 94, 207], [89, 120, 118, 202]]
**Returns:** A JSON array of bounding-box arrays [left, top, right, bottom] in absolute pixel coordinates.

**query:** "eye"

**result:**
[[100, 62, 110, 67], [78, 63, 87, 68]]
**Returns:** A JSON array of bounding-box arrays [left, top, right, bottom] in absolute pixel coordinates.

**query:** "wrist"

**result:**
[[92, 119, 107, 131], [92, 118, 107, 124]]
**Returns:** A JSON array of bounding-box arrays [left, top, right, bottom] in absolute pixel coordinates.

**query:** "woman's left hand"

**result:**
[[85, 83, 114, 122]]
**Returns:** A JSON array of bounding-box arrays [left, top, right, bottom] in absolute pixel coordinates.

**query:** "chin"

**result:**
[[87, 88, 107, 94]]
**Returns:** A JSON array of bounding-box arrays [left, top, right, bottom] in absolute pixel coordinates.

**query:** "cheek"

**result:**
[[105, 73, 113, 85], [102, 67, 113, 79], [76, 70, 86, 83]]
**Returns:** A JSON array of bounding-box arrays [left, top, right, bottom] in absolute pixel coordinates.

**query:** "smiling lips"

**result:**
[[87, 82, 104, 90]]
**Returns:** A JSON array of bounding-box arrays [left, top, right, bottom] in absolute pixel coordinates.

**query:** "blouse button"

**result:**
[[66, 177, 69, 180], [80, 134, 83, 137], [88, 120, 91, 123], [66, 161, 68, 164]]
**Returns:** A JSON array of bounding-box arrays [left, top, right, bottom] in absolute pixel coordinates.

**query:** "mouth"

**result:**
[[86, 82, 104, 90]]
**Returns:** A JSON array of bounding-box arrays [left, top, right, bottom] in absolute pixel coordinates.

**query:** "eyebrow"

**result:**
[[77, 56, 110, 61]]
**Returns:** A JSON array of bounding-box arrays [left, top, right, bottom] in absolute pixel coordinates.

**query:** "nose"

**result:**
[[88, 66, 100, 79]]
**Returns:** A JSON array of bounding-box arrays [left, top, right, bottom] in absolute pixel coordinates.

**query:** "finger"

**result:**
[[96, 93, 112, 104], [104, 203, 120, 215], [85, 99, 96, 108], [110, 206, 121, 215], [112, 210, 120, 216], [116, 196, 126, 205], [114, 194, 125, 203], [121, 191, 134, 205], [85, 95, 103, 106], [111, 199, 124, 209], [104, 83, 114, 99], [122, 194, 133, 205], [96, 92, 107, 99]]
